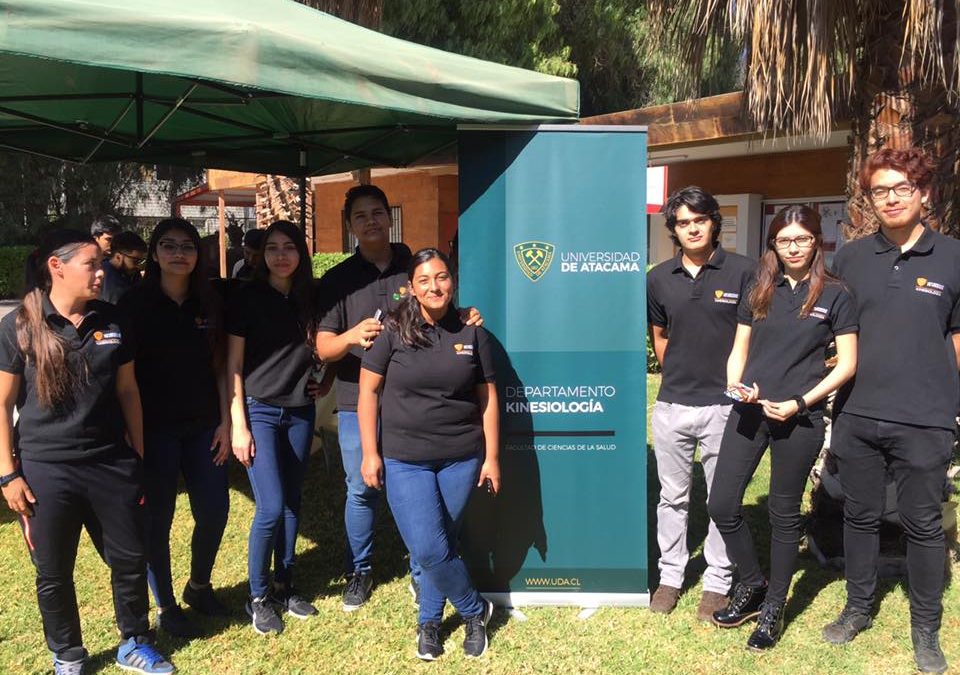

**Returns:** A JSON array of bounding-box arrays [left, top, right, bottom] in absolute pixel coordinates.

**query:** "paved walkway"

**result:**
[[0, 300, 18, 320]]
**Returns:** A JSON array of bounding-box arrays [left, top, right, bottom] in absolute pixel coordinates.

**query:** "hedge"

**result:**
[[312, 252, 351, 279], [0, 246, 35, 299]]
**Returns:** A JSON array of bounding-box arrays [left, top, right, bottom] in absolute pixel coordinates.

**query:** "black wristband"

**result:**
[[791, 395, 808, 415], [0, 469, 20, 488]]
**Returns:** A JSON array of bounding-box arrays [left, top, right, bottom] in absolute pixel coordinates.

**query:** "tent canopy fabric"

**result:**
[[0, 0, 579, 176]]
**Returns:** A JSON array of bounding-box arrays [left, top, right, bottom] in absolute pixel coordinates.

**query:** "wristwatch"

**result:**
[[0, 469, 20, 487]]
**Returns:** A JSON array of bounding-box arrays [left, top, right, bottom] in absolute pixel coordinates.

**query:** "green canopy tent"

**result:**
[[0, 0, 579, 177]]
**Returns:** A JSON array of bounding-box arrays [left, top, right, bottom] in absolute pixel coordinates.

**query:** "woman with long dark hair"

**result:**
[[707, 206, 858, 650], [0, 230, 174, 674], [118, 218, 231, 638], [227, 220, 319, 635], [358, 248, 499, 661]]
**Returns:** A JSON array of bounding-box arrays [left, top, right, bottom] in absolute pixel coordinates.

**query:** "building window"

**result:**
[[343, 206, 403, 252]]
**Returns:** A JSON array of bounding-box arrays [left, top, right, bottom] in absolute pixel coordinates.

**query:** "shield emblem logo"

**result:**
[[714, 290, 724, 299], [917, 277, 928, 287], [454, 344, 463, 352], [93, 331, 104, 341], [514, 241, 555, 282]]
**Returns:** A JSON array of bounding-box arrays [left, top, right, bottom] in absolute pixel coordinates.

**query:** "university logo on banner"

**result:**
[[514, 241, 555, 282]]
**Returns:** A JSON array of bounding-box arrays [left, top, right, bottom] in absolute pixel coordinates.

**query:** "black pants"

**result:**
[[708, 403, 824, 606], [19, 450, 149, 657], [832, 412, 952, 629]]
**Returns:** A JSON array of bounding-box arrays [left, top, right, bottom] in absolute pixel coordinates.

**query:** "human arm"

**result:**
[[357, 368, 384, 490], [650, 325, 668, 367], [761, 332, 858, 421], [0, 372, 33, 516], [476, 382, 500, 494], [115, 361, 144, 457], [953, 333, 960, 371], [315, 320, 384, 361], [726, 323, 759, 402], [460, 306, 483, 327], [227, 334, 255, 467]]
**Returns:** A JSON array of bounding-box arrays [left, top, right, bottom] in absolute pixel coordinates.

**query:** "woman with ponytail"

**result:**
[[118, 218, 231, 638], [706, 206, 859, 651], [226, 220, 319, 635], [358, 248, 499, 661], [0, 230, 174, 674]]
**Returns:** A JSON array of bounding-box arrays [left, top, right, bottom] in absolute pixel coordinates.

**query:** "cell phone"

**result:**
[[373, 309, 383, 323], [484, 478, 495, 494], [724, 384, 749, 402]]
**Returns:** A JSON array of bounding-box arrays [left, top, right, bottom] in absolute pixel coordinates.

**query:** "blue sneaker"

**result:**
[[116, 636, 175, 674], [53, 647, 87, 675]]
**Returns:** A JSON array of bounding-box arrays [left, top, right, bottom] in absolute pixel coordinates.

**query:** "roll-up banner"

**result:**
[[458, 125, 649, 607]]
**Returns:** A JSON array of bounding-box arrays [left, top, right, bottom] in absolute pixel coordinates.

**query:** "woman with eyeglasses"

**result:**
[[706, 205, 859, 651], [227, 220, 320, 635], [118, 218, 232, 639]]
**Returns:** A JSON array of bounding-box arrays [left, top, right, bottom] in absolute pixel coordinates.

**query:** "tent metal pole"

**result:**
[[218, 190, 227, 278]]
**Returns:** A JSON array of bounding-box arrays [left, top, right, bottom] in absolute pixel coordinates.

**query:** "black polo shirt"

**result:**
[[361, 310, 495, 462], [118, 284, 221, 435], [100, 260, 141, 304], [833, 226, 960, 429], [647, 247, 756, 406], [226, 280, 314, 408], [316, 243, 412, 412], [738, 278, 857, 407], [0, 296, 133, 462]]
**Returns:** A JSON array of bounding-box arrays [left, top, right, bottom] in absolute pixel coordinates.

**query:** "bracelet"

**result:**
[[0, 469, 20, 488], [791, 394, 808, 415]]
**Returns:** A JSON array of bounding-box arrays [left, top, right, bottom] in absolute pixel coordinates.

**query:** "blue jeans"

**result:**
[[246, 398, 315, 598], [144, 428, 229, 609], [339, 411, 422, 581], [385, 454, 485, 624]]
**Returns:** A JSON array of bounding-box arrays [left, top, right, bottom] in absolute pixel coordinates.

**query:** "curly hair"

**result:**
[[859, 148, 935, 192]]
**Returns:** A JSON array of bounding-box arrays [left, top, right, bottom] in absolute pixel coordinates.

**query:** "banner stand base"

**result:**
[[482, 591, 649, 609]]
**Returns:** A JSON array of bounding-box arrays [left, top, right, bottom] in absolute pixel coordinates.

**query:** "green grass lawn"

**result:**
[[0, 375, 956, 673]]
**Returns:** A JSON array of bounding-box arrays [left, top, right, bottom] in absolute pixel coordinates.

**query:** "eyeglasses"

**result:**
[[773, 235, 816, 250], [674, 215, 712, 228], [869, 182, 917, 202], [157, 241, 198, 256], [120, 252, 147, 267]]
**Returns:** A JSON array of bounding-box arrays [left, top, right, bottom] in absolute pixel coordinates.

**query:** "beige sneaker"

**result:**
[[649, 584, 681, 614], [697, 590, 729, 623]]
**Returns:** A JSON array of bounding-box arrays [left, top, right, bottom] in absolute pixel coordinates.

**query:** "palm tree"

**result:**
[[649, 1, 960, 239]]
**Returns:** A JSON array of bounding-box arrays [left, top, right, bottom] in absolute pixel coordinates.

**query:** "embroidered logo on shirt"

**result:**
[[454, 343, 474, 356], [915, 277, 945, 297], [392, 286, 408, 301], [713, 290, 739, 304], [808, 306, 829, 320], [194, 317, 209, 331], [93, 330, 121, 346]]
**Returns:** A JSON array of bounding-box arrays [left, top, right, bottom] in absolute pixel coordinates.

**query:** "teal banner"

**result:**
[[458, 126, 648, 605]]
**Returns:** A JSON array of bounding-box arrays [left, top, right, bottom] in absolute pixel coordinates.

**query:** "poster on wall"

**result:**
[[458, 125, 649, 607]]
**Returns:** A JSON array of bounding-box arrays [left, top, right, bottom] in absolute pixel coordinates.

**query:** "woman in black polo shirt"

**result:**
[[358, 248, 499, 661], [707, 205, 858, 650], [227, 220, 318, 635], [118, 218, 231, 638], [0, 230, 174, 674]]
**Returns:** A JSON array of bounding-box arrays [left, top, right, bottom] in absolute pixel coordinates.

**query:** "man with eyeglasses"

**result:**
[[646, 186, 755, 620], [822, 148, 960, 674], [101, 230, 147, 304]]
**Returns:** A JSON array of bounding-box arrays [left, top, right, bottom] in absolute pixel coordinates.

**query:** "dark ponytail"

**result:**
[[388, 248, 455, 349], [16, 230, 98, 409]]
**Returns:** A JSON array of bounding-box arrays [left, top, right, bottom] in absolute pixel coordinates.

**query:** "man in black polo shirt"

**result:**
[[646, 186, 755, 620], [315, 185, 417, 612], [101, 231, 146, 304], [822, 148, 960, 674]]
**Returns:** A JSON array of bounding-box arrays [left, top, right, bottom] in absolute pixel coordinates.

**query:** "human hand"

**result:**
[[759, 399, 799, 422], [349, 318, 383, 350], [477, 459, 501, 495], [211, 422, 232, 465], [232, 426, 256, 467], [461, 306, 483, 327], [361, 454, 384, 490], [2, 477, 35, 517]]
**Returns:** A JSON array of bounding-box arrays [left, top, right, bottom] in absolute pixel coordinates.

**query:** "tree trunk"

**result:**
[[295, 0, 383, 29], [844, 2, 960, 241]]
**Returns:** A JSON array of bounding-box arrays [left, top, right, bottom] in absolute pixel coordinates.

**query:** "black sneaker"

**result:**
[[342, 571, 373, 612], [747, 601, 784, 651], [821, 607, 872, 644], [272, 583, 318, 619], [245, 595, 284, 635], [182, 581, 230, 617], [713, 582, 767, 628], [408, 576, 421, 607], [463, 598, 494, 658], [911, 626, 948, 674], [157, 604, 201, 639], [416, 622, 443, 661]]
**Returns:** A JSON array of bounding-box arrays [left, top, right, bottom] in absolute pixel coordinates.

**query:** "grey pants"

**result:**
[[651, 401, 734, 594]]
